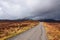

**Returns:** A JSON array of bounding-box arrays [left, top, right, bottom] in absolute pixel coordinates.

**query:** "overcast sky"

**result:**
[[0, 0, 60, 20]]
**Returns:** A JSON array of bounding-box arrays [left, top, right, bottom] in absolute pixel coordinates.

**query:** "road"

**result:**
[[8, 22, 47, 40]]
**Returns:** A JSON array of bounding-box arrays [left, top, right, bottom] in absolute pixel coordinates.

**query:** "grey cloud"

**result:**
[[0, 0, 60, 20]]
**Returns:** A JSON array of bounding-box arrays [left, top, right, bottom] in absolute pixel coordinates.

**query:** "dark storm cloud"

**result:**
[[0, 0, 60, 20], [30, 0, 60, 20]]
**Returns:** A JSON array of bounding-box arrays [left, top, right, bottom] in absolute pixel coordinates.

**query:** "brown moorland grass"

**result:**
[[43, 22, 60, 40], [0, 20, 39, 40]]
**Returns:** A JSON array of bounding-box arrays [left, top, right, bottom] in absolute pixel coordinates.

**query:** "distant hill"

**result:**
[[38, 19, 60, 22], [0, 19, 60, 22]]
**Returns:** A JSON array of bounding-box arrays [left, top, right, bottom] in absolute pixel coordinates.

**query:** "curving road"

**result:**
[[8, 22, 47, 40]]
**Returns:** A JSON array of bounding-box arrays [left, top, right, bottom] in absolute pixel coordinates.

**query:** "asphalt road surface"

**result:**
[[8, 22, 47, 40]]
